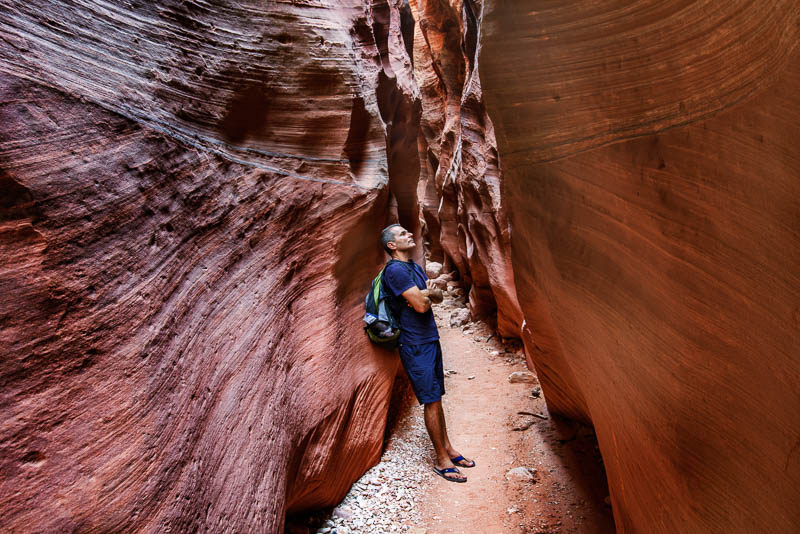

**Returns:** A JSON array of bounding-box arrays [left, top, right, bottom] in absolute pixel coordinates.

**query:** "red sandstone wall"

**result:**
[[6, 0, 796, 531], [0, 2, 419, 532], [481, 1, 800, 532], [410, 0, 522, 337]]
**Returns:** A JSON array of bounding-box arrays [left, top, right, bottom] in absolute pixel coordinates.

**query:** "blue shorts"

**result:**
[[398, 341, 445, 404]]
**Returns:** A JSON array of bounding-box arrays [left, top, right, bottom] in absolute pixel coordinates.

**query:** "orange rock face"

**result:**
[[481, 1, 800, 532], [0, 1, 419, 532]]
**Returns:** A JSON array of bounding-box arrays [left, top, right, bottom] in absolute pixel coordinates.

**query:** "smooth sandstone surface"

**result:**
[[0, 1, 419, 532], [481, 1, 800, 532], [482, 0, 800, 163]]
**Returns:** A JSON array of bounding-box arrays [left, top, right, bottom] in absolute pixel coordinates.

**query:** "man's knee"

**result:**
[[423, 400, 442, 411]]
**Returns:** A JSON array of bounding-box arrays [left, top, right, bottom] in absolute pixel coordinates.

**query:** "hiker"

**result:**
[[380, 224, 475, 483]]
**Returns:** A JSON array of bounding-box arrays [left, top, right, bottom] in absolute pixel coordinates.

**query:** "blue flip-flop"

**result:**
[[450, 455, 476, 468], [433, 466, 467, 483]]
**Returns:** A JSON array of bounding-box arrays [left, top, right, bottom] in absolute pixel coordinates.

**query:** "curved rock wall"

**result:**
[[481, 1, 800, 532], [0, 1, 419, 532]]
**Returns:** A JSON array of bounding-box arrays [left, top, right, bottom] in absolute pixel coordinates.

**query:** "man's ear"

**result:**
[[387, 241, 397, 251]]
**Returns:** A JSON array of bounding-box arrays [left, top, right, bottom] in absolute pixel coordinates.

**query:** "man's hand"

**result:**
[[423, 287, 444, 304], [425, 279, 444, 304]]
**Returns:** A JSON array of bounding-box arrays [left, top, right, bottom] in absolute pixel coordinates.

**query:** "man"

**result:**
[[380, 224, 475, 483]]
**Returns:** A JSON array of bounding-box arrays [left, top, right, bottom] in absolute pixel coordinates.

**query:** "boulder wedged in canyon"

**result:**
[[0, 1, 421, 532], [481, 1, 800, 532]]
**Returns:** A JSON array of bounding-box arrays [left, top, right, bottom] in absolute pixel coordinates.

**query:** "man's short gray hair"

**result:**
[[380, 224, 401, 254]]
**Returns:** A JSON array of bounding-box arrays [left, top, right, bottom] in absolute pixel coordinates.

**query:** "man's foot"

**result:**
[[450, 455, 476, 468], [433, 465, 467, 483]]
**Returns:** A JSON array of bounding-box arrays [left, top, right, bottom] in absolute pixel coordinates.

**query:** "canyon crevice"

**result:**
[[1, 1, 798, 533]]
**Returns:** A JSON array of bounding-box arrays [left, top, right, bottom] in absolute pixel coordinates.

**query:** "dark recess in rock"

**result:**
[[0, 174, 39, 222], [219, 83, 273, 144], [343, 97, 371, 176], [399, 0, 415, 66]]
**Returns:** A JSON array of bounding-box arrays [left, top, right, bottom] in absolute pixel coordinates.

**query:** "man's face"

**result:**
[[390, 226, 415, 252]]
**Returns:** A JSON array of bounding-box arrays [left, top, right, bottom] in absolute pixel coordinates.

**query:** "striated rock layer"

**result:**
[[0, 1, 422, 532], [481, 1, 800, 532]]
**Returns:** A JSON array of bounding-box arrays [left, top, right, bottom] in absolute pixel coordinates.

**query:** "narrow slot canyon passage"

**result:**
[[1, 2, 797, 533], [286, 295, 615, 534]]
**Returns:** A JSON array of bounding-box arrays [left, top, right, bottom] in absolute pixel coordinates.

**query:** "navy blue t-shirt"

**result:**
[[383, 260, 439, 345]]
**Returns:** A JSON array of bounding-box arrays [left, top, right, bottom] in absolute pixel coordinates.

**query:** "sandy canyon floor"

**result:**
[[287, 297, 616, 533]]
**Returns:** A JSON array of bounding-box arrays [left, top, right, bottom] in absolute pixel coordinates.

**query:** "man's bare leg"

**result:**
[[434, 400, 475, 467], [424, 400, 468, 481]]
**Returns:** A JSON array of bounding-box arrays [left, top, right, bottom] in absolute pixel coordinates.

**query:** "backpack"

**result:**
[[363, 260, 412, 348]]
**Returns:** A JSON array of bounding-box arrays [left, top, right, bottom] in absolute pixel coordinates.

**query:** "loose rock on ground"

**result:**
[[287, 295, 614, 533]]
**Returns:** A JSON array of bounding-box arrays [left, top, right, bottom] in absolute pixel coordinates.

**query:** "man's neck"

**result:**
[[391, 250, 411, 262]]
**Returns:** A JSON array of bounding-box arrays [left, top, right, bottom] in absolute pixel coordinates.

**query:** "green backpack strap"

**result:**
[[372, 268, 385, 308]]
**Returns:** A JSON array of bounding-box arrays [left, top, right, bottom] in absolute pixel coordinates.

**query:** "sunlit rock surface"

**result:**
[[481, 1, 800, 532], [0, 1, 419, 531]]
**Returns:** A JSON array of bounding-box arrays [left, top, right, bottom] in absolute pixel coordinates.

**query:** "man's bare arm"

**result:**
[[401, 286, 443, 313]]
